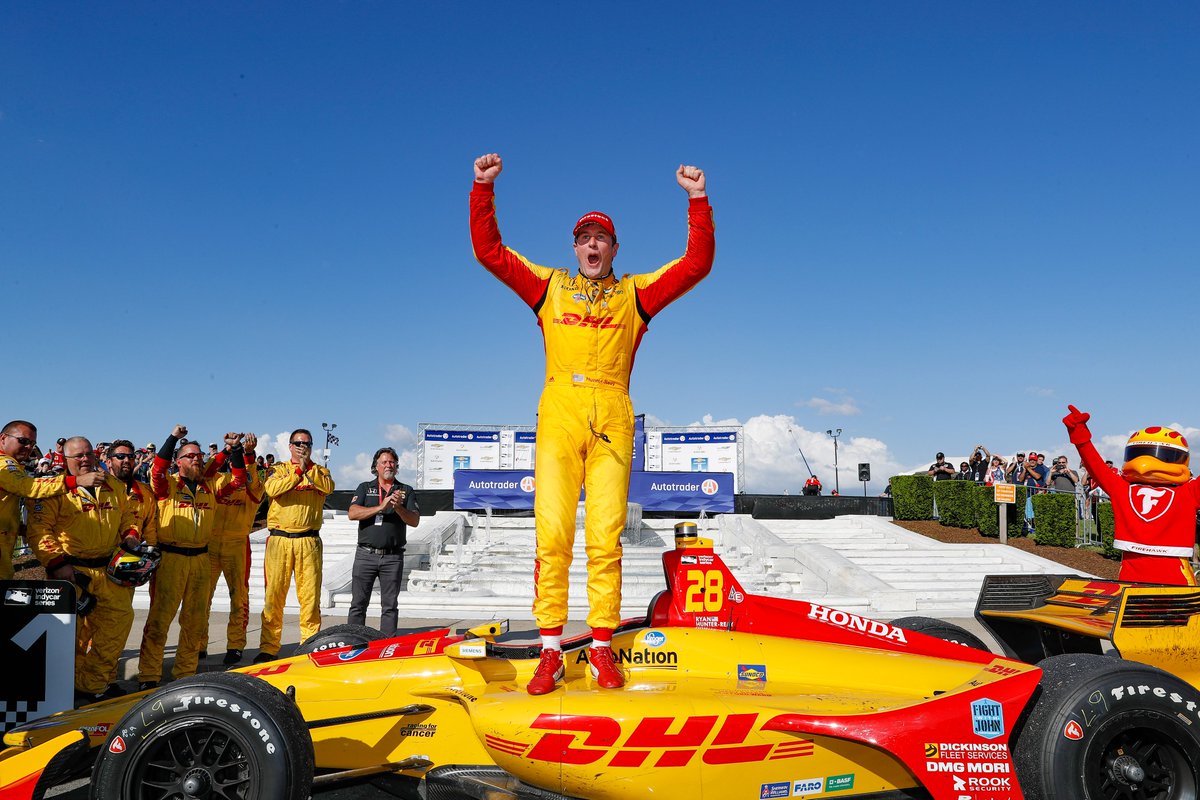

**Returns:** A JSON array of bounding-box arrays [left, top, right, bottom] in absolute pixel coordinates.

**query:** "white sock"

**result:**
[[541, 635, 561, 651], [591, 640, 611, 649]]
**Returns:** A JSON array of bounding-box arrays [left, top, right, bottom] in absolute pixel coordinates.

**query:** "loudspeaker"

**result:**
[[857, 463, 871, 482]]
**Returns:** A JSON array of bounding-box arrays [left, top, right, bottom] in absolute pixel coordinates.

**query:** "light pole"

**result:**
[[321, 422, 339, 467], [826, 428, 842, 495]]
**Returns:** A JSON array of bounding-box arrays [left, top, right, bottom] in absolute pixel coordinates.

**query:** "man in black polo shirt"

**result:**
[[346, 447, 419, 636]]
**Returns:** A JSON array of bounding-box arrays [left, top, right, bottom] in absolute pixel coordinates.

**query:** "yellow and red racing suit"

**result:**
[[260, 460, 334, 655], [470, 181, 715, 631], [26, 475, 140, 694], [0, 453, 83, 579], [203, 460, 263, 651], [138, 445, 245, 683]]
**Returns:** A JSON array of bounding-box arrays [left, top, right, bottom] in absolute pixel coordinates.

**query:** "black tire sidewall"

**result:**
[[295, 623, 385, 655], [91, 673, 313, 800], [890, 615, 991, 651], [1015, 654, 1200, 800]]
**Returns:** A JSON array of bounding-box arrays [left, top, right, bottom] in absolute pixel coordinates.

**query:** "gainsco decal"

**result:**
[[511, 712, 815, 767], [807, 604, 907, 644]]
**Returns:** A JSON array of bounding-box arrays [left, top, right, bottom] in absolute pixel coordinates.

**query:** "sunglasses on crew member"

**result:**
[[2, 434, 36, 447], [109, 453, 135, 461], [290, 440, 313, 447]]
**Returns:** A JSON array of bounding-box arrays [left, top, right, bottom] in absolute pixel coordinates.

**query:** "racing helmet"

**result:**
[[106, 543, 162, 588], [1122, 426, 1191, 485]]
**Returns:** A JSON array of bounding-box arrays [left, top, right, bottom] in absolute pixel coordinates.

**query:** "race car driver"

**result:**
[[137, 427, 247, 689], [27, 436, 143, 705], [470, 152, 714, 694], [1064, 404, 1200, 585], [0, 419, 106, 579]]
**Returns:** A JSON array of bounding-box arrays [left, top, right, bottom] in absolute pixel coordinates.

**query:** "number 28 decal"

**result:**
[[684, 569, 724, 613]]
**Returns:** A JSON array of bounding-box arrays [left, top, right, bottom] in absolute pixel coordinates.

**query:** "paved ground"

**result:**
[[42, 606, 997, 798]]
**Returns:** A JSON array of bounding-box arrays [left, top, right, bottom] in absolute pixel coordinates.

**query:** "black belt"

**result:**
[[63, 553, 111, 568], [158, 542, 208, 556], [270, 529, 319, 539], [358, 544, 403, 555]]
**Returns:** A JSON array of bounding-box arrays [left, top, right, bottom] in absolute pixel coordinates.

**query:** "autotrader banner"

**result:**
[[453, 470, 734, 513]]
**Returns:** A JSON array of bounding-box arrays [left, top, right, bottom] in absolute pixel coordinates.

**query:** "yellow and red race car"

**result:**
[[3, 529, 1199, 800]]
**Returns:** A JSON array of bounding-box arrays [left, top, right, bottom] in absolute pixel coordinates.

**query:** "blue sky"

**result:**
[[5, 2, 1198, 493]]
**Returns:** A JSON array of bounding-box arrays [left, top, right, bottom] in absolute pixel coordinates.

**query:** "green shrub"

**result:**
[[892, 475, 934, 520], [975, 485, 999, 537], [934, 480, 978, 528], [1096, 502, 1118, 559], [1031, 492, 1077, 547]]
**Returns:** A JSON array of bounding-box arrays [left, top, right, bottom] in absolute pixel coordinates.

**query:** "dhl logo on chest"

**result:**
[[488, 712, 813, 768], [552, 312, 626, 330]]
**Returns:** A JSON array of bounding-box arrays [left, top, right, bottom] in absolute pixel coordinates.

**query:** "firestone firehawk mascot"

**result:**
[[471, 152, 714, 695], [1063, 404, 1200, 585]]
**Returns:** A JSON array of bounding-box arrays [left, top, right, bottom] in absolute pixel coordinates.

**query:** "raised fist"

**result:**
[[224, 431, 242, 448], [1063, 405, 1093, 445], [171, 424, 188, 439], [676, 164, 706, 198], [474, 153, 503, 183], [243, 433, 257, 452]]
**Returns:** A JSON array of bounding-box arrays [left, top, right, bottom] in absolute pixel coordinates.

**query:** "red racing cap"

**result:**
[[573, 211, 617, 242]]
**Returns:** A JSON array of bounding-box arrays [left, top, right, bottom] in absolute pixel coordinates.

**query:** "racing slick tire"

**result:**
[[889, 615, 991, 651], [91, 672, 314, 800], [294, 623, 385, 656], [1013, 653, 1200, 800]]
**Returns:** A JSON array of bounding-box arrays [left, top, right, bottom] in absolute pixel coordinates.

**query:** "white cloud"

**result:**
[[1025, 386, 1055, 398], [800, 392, 861, 416], [337, 424, 420, 487]]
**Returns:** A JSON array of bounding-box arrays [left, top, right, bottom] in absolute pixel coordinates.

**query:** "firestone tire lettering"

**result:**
[[1013, 653, 1200, 800], [90, 672, 314, 800], [294, 623, 385, 656]]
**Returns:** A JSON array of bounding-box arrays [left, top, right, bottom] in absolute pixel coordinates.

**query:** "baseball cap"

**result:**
[[1028, 451, 1038, 459], [573, 211, 617, 242]]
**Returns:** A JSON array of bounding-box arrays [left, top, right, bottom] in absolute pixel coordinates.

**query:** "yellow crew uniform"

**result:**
[[138, 449, 245, 684], [204, 462, 263, 652], [259, 461, 334, 655], [26, 475, 139, 694], [0, 453, 82, 579]]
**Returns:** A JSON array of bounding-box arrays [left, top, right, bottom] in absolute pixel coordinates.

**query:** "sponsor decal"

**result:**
[[924, 742, 1009, 761], [985, 664, 1020, 676], [826, 774, 855, 792], [926, 761, 1011, 774], [338, 646, 368, 661], [457, 644, 486, 657], [694, 615, 721, 628], [553, 312, 625, 330], [399, 723, 437, 739], [380, 643, 398, 658], [519, 476, 535, 492], [643, 631, 666, 647], [760, 782, 790, 798], [701, 479, 718, 495], [699, 555, 713, 565], [524, 712, 814, 767], [247, 663, 291, 677], [4, 588, 32, 606], [108, 736, 126, 754], [575, 648, 678, 668], [1064, 720, 1084, 740], [1130, 485, 1174, 523], [680, 555, 698, 565], [82, 723, 110, 738], [572, 292, 587, 302], [738, 664, 767, 682], [727, 588, 745, 604], [415, 637, 440, 654], [447, 687, 478, 702], [792, 778, 823, 795], [971, 699, 1004, 739], [807, 604, 908, 643]]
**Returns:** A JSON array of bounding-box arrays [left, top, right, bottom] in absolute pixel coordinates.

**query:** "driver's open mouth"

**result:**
[[588, 254, 600, 266]]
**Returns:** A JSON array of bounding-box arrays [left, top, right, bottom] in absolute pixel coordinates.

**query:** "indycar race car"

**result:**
[[2, 526, 1200, 800]]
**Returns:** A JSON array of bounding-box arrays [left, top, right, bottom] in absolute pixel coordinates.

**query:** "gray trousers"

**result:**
[[347, 549, 404, 636]]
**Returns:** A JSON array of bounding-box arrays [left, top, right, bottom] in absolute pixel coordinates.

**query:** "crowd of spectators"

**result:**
[[926, 444, 1111, 497]]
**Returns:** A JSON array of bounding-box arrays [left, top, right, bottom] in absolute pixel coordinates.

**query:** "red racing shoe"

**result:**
[[527, 648, 564, 695], [588, 646, 625, 689]]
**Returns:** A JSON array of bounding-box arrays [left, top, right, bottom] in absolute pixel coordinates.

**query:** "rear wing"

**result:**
[[976, 574, 1200, 688]]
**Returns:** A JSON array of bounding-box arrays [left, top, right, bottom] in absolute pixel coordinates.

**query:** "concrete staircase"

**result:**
[[132, 510, 1087, 622]]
